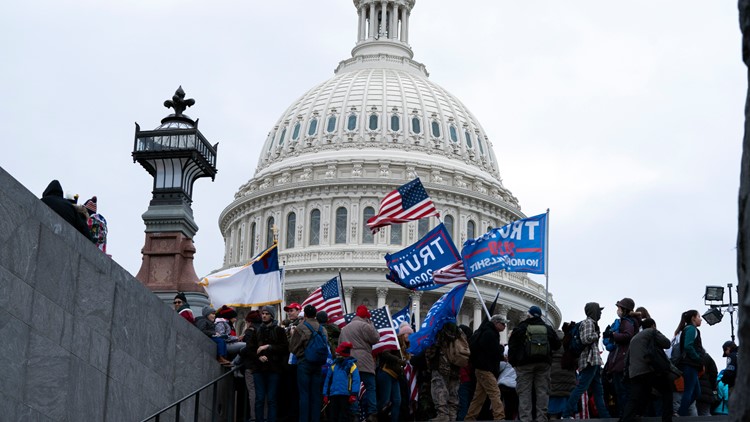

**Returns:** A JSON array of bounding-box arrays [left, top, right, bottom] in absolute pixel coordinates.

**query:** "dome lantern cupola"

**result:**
[[352, 0, 415, 59]]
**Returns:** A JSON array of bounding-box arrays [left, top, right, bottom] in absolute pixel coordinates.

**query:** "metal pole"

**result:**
[[544, 208, 550, 318], [469, 279, 491, 319], [728, 282, 736, 343]]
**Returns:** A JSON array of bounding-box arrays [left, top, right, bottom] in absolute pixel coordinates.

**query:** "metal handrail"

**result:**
[[140, 364, 245, 422]]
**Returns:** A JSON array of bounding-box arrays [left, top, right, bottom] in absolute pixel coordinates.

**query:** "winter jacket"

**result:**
[[507, 316, 561, 366], [378, 349, 405, 379], [470, 322, 504, 376], [496, 361, 516, 389], [323, 357, 361, 397], [339, 316, 379, 374], [176, 305, 195, 324], [604, 315, 638, 374], [721, 350, 737, 387], [549, 336, 576, 397], [242, 321, 289, 373], [578, 317, 603, 370], [40, 180, 92, 240], [215, 318, 239, 342], [626, 327, 671, 378], [679, 324, 705, 369], [425, 323, 463, 379], [697, 353, 718, 406], [290, 317, 328, 360], [195, 317, 217, 337], [713, 371, 730, 415]]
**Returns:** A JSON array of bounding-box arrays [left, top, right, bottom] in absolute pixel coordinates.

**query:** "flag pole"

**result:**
[[544, 208, 550, 319], [469, 279, 492, 320], [338, 270, 348, 315]]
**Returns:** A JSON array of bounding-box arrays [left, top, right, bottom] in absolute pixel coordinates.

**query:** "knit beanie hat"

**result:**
[[216, 305, 237, 319], [202, 306, 216, 318], [398, 321, 414, 336], [84, 196, 97, 213], [262, 305, 276, 320], [336, 341, 354, 357], [174, 292, 188, 304], [246, 310, 262, 323], [356, 305, 371, 319]]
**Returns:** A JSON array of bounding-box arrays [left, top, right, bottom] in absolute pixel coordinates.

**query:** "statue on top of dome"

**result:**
[[164, 86, 195, 117]]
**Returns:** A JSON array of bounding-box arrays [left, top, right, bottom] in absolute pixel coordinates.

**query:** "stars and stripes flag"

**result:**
[[343, 306, 399, 355], [301, 277, 346, 328], [404, 362, 418, 402], [432, 260, 469, 285], [367, 178, 439, 233]]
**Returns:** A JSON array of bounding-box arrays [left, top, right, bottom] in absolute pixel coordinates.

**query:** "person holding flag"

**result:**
[[340, 305, 380, 422]]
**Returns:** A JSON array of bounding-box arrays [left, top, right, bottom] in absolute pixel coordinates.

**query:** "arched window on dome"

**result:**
[[390, 224, 402, 245], [267, 131, 276, 152], [418, 219, 429, 238], [467, 220, 476, 240], [431, 120, 441, 138], [476, 131, 485, 154], [347, 114, 357, 131], [308, 117, 318, 136], [444, 215, 454, 240], [309, 209, 320, 246], [362, 207, 375, 244], [368, 113, 379, 131], [464, 130, 473, 149], [335, 207, 348, 244], [411, 116, 422, 134], [278, 127, 286, 146], [266, 216, 275, 249], [449, 125, 459, 143], [286, 212, 296, 249], [250, 222, 256, 257], [292, 122, 301, 141], [391, 114, 400, 132], [326, 115, 337, 133]]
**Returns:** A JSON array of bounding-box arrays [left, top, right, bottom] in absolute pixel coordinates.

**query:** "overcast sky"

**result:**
[[1, 1, 743, 364]]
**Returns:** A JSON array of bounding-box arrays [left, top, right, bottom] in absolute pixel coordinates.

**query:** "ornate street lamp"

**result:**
[[132, 86, 218, 305]]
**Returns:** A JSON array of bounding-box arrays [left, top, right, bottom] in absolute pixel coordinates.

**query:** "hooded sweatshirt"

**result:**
[[41, 180, 92, 240]]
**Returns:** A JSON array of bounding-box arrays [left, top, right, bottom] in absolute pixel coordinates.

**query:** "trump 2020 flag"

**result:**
[[367, 178, 439, 233], [199, 244, 282, 307], [461, 213, 547, 279], [385, 223, 461, 291], [407, 282, 468, 356], [391, 298, 412, 334]]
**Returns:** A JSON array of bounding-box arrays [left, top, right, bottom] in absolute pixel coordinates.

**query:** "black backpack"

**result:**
[[561, 321, 584, 370]]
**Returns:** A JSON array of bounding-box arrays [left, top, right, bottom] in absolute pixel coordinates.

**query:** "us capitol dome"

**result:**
[[218, 0, 561, 335]]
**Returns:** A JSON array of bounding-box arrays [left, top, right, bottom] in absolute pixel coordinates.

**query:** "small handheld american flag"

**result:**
[[301, 277, 345, 327], [343, 306, 399, 354]]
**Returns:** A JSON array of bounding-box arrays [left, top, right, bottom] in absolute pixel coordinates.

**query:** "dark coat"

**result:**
[[626, 327, 671, 378], [242, 321, 289, 373], [507, 316, 561, 366], [469, 322, 504, 376], [697, 353, 719, 405], [604, 316, 639, 374], [195, 316, 216, 337], [339, 316, 379, 374], [40, 180, 92, 240], [549, 334, 577, 397]]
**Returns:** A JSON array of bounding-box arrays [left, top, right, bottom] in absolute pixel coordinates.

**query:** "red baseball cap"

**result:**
[[284, 302, 302, 311]]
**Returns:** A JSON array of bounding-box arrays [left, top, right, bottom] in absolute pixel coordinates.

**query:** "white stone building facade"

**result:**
[[218, 0, 560, 335]]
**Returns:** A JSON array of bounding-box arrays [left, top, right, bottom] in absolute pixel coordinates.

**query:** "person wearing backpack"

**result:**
[[675, 309, 705, 417], [323, 342, 361, 422], [602, 297, 640, 417], [464, 314, 507, 421], [425, 322, 465, 421], [508, 306, 561, 422], [339, 305, 380, 422], [290, 304, 329, 422], [561, 302, 611, 419]]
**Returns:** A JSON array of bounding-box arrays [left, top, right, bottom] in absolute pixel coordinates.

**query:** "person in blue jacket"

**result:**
[[323, 341, 361, 422]]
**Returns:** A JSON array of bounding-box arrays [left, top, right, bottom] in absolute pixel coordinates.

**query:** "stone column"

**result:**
[[403, 9, 409, 44], [400, 6, 407, 42], [497, 305, 510, 344], [344, 286, 355, 314], [390, 3, 398, 39], [472, 298, 483, 331], [376, 287, 389, 308], [410, 291, 423, 327], [369, 2, 377, 39], [358, 7, 365, 41], [380, 1, 387, 38]]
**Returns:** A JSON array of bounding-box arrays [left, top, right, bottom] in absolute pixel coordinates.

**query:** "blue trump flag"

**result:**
[[385, 223, 461, 291], [461, 213, 547, 279], [408, 282, 468, 356], [391, 298, 412, 334]]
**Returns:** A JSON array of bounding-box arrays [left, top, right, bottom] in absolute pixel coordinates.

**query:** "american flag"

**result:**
[[367, 178, 439, 233], [404, 362, 418, 402], [432, 260, 469, 285], [343, 306, 399, 355], [301, 277, 345, 328]]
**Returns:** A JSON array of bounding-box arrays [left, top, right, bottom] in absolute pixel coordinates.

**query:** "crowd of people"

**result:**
[[171, 292, 739, 422]]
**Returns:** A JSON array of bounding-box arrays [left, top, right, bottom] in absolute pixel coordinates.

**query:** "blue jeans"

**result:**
[[254, 372, 280, 422], [456, 380, 475, 421], [298, 360, 323, 422], [210, 336, 227, 357], [678, 365, 701, 416], [376, 370, 401, 422], [357, 372, 377, 417], [563, 365, 610, 418]]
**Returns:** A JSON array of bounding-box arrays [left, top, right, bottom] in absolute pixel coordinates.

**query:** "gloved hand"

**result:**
[[603, 326, 613, 339], [323, 396, 329, 406], [348, 395, 357, 404]]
